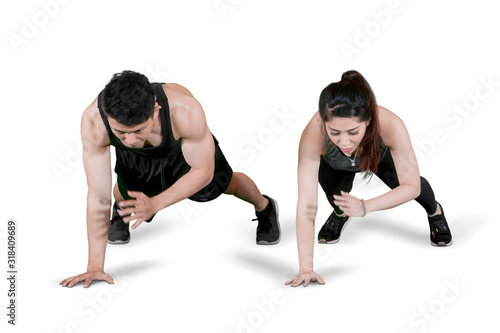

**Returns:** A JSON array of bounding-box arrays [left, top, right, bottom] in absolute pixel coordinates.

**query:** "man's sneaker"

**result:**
[[318, 211, 350, 244], [107, 202, 130, 244], [252, 195, 281, 245], [428, 202, 452, 246]]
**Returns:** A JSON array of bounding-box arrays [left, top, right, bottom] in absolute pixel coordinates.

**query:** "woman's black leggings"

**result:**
[[318, 149, 437, 216]]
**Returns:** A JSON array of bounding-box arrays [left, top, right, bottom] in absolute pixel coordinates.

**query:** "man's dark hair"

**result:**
[[102, 70, 155, 126]]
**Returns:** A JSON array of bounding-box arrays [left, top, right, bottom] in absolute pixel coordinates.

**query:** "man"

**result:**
[[60, 71, 280, 288]]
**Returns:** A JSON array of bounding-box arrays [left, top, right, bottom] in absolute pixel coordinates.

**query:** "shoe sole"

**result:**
[[431, 239, 453, 247], [107, 238, 130, 245], [318, 217, 351, 244], [257, 239, 280, 245], [257, 197, 281, 245]]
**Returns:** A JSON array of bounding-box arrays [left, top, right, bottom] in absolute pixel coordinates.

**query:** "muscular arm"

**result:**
[[119, 86, 215, 228], [82, 111, 112, 272], [153, 94, 215, 211], [60, 101, 114, 287]]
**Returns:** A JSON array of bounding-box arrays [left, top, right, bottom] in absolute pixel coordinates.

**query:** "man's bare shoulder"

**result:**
[[162, 83, 200, 112], [163, 83, 194, 97], [162, 83, 207, 138], [81, 96, 110, 148]]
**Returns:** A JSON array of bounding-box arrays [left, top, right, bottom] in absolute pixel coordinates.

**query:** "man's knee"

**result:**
[[224, 172, 239, 194]]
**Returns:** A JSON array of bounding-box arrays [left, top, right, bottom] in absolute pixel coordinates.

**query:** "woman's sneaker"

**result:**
[[253, 195, 281, 245], [107, 202, 130, 244], [318, 211, 350, 244], [428, 202, 452, 246]]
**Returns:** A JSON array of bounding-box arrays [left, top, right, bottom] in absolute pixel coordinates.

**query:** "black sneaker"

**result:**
[[107, 202, 130, 244], [318, 211, 350, 244], [252, 195, 280, 245], [428, 202, 452, 246]]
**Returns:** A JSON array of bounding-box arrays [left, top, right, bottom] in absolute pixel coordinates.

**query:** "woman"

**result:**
[[286, 70, 452, 287]]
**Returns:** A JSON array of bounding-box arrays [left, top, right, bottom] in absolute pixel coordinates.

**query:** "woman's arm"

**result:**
[[367, 106, 421, 211], [286, 112, 326, 287], [333, 106, 421, 216]]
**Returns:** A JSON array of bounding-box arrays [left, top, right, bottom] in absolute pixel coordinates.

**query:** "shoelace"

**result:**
[[329, 219, 343, 234], [252, 215, 272, 231], [326, 213, 347, 233], [430, 216, 448, 233]]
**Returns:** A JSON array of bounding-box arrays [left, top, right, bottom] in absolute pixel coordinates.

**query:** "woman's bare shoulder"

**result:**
[[300, 111, 326, 156], [377, 105, 409, 148]]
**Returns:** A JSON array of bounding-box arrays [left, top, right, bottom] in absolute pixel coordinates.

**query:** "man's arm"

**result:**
[[60, 101, 114, 288], [118, 88, 215, 229], [155, 92, 215, 207]]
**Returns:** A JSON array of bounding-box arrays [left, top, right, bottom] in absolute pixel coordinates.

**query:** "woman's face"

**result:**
[[325, 116, 370, 156]]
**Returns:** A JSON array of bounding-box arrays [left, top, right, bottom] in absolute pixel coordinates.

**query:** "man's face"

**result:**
[[107, 102, 160, 148]]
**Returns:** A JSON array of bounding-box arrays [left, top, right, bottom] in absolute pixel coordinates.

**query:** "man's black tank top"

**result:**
[[97, 83, 191, 194]]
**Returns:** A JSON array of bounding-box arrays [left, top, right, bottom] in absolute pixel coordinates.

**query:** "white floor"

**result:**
[[7, 183, 500, 333], [1, 1, 499, 332]]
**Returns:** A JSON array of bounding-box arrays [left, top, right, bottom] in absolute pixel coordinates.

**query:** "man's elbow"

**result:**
[[87, 193, 112, 207], [199, 165, 215, 189]]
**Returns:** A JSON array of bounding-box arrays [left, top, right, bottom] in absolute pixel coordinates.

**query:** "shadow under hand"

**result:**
[[233, 252, 294, 280], [318, 264, 357, 280], [130, 217, 172, 243], [107, 259, 163, 278]]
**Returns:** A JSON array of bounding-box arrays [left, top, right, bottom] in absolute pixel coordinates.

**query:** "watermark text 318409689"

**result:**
[[6, 220, 17, 325]]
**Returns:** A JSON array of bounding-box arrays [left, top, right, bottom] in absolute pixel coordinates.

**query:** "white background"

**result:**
[[1, 0, 499, 332]]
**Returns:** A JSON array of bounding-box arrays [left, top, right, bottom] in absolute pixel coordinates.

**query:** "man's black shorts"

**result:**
[[116, 138, 233, 203]]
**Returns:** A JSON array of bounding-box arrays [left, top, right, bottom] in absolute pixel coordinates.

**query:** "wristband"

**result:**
[[360, 199, 366, 218]]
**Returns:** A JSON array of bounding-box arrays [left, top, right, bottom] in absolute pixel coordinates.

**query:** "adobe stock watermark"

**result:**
[[213, 0, 244, 21], [236, 289, 286, 333], [6, 0, 71, 54], [399, 278, 467, 333], [412, 74, 498, 167], [177, 106, 295, 225], [52, 140, 83, 182], [236, 245, 336, 332], [339, 0, 410, 64], [237, 106, 296, 163], [143, 64, 170, 83], [380, 73, 499, 181], [56, 269, 131, 333]]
